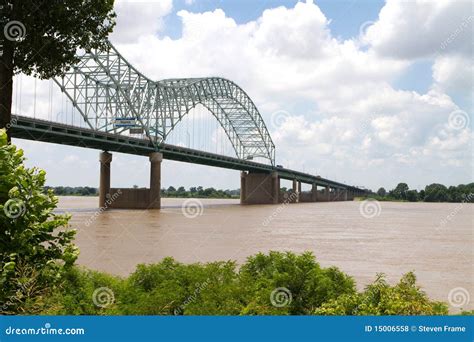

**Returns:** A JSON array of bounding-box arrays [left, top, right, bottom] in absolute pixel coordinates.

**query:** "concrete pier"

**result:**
[[311, 184, 318, 202], [99, 151, 112, 208], [149, 152, 163, 209], [291, 179, 300, 203], [98, 151, 163, 209], [240, 171, 279, 204]]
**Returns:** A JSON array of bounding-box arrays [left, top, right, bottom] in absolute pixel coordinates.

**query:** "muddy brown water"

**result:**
[[57, 196, 473, 312]]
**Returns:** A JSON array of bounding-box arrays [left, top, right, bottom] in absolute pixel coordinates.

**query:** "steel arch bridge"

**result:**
[[55, 42, 275, 165]]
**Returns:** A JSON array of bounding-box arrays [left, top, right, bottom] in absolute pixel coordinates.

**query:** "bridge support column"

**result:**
[[292, 179, 300, 203], [311, 184, 318, 202], [344, 189, 348, 201], [240, 171, 279, 205], [271, 172, 280, 204], [325, 186, 330, 201], [99, 151, 112, 208], [149, 152, 163, 209]]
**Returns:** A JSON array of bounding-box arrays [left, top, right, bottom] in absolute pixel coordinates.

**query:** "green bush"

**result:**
[[40, 267, 124, 315], [22, 253, 452, 316], [120, 258, 241, 315], [314, 272, 448, 315], [0, 129, 78, 314], [42, 252, 357, 316], [239, 251, 355, 315]]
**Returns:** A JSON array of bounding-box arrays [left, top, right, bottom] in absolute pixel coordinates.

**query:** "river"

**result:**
[[57, 196, 473, 312]]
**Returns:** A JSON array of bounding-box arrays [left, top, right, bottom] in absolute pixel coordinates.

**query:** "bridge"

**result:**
[[9, 42, 367, 209]]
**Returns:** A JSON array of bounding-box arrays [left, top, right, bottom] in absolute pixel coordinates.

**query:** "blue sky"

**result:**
[[167, 0, 385, 38], [12, 0, 473, 191]]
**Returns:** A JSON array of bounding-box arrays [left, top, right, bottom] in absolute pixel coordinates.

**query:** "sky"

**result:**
[[12, 0, 473, 191]]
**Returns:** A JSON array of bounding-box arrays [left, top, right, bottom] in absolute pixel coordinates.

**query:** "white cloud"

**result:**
[[110, 0, 173, 44], [362, 0, 472, 59], [432, 55, 473, 100]]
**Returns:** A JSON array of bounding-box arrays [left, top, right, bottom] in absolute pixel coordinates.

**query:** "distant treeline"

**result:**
[[45, 186, 98, 196], [45, 186, 240, 199], [161, 186, 239, 198], [369, 183, 474, 203]]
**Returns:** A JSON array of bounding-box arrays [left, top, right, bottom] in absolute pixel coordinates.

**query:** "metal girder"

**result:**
[[55, 42, 276, 165]]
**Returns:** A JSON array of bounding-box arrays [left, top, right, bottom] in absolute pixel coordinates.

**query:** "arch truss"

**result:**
[[56, 43, 275, 164]]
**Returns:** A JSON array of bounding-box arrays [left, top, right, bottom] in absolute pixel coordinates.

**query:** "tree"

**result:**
[[0, 129, 78, 313], [392, 183, 409, 200], [406, 190, 418, 202], [376, 187, 386, 197], [0, 0, 116, 140], [424, 183, 448, 202]]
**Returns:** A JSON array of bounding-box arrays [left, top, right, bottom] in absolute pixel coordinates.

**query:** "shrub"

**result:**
[[40, 267, 124, 315], [238, 251, 355, 315], [0, 129, 78, 314], [314, 272, 448, 315], [120, 258, 241, 315], [25, 253, 452, 316]]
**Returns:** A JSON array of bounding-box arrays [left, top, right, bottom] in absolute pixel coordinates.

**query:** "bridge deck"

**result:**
[[10, 115, 362, 191]]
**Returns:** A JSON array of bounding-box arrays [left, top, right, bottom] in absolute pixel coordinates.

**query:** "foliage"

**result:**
[[120, 258, 241, 315], [238, 251, 355, 315], [40, 267, 123, 315], [314, 272, 448, 315], [0, 129, 78, 313], [161, 186, 239, 199], [45, 252, 355, 315], [365, 182, 473, 203], [36, 252, 451, 316], [406, 190, 418, 202], [44, 186, 98, 196], [1, 0, 116, 78], [390, 183, 409, 200]]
